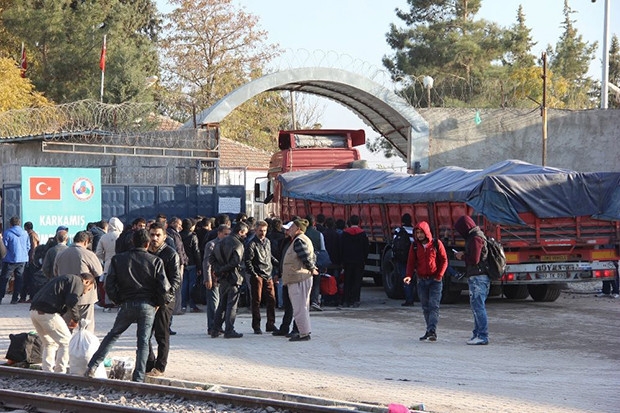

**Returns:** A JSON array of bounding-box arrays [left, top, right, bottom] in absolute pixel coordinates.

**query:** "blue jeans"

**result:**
[[181, 265, 197, 309], [88, 300, 156, 382], [468, 275, 490, 341], [417, 278, 443, 332], [396, 261, 414, 303], [205, 284, 219, 333], [0, 262, 26, 303]]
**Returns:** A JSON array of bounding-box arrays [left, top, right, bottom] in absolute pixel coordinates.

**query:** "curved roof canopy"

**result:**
[[184, 68, 430, 171]]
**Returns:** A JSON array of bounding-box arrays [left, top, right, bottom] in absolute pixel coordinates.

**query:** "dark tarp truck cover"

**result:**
[[277, 160, 620, 225]]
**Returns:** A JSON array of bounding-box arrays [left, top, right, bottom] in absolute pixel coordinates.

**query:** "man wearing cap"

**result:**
[[281, 218, 318, 342]]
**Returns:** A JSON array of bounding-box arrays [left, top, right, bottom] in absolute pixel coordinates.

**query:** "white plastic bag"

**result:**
[[69, 319, 106, 378]]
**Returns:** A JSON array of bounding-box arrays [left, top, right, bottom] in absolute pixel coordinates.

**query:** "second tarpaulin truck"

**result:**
[[258, 129, 620, 303]]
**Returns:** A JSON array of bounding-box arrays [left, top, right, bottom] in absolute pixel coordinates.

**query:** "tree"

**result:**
[[160, 0, 288, 151], [2, 0, 160, 104], [502, 5, 537, 69], [608, 34, 620, 109], [547, 0, 597, 108], [0, 56, 48, 112], [383, 0, 506, 107]]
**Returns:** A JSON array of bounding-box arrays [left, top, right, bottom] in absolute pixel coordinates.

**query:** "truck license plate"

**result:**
[[540, 255, 569, 262], [538, 272, 567, 279]]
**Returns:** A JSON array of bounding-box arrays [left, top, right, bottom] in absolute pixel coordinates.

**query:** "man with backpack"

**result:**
[[404, 221, 448, 342], [392, 214, 414, 306], [454, 215, 490, 345]]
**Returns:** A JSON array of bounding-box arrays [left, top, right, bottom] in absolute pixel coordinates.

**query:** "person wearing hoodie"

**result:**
[[404, 221, 448, 342], [0, 216, 31, 304], [96, 217, 124, 310], [339, 215, 369, 308], [453, 215, 490, 345]]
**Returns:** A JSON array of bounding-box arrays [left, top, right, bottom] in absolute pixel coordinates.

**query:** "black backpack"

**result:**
[[484, 237, 507, 280], [392, 227, 412, 261]]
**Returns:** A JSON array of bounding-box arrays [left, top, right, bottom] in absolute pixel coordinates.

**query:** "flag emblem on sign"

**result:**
[[30, 177, 61, 200]]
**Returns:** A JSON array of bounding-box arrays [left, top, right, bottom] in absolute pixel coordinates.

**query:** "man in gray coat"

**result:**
[[54, 230, 103, 332]]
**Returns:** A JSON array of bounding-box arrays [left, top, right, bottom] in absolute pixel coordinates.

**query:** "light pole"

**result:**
[[423, 75, 434, 108], [593, 0, 611, 109]]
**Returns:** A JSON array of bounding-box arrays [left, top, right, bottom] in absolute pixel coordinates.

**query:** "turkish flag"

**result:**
[[20, 43, 27, 78], [29, 177, 61, 200], [99, 36, 106, 72]]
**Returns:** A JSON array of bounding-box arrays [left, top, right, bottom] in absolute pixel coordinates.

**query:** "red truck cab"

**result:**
[[260, 129, 366, 215]]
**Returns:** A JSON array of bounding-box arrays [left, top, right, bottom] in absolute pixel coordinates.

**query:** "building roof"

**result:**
[[219, 137, 272, 170]]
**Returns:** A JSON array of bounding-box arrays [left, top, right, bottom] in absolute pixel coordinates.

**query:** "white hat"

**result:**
[[282, 221, 293, 229]]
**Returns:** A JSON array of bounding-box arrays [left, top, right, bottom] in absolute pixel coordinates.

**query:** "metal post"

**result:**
[[541, 52, 548, 166], [601, 0, 611, 109]]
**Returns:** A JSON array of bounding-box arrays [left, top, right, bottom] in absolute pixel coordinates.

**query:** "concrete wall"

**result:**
[[419, 108, 620, 172]]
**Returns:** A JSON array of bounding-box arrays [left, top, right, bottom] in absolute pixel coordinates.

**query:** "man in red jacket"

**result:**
[[404, 221, 447, 342]]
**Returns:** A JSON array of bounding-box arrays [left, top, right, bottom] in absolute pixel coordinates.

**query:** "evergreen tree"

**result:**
[[383, 0, 505, 107], [502, 5, 537, 69], [2, 0, 160, 104], [607, 35, 620, 109], [547, 0, 597, 108]]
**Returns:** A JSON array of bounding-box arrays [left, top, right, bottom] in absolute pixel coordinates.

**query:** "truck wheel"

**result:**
[[381, 250, 404, 299], [440, 277, 462, 304], [502, 285, 529, 300], [527, 284, 562, 302]]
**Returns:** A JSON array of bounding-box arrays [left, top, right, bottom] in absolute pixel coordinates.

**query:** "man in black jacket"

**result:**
[[146, 222, 181, 377], [209, 222, 249, 338], [180, 218, 202, 313], [340, 215, 369, 308], [30, 272, 96, 373], [244, 220, 278, 334], [85, 229, 169, 382]]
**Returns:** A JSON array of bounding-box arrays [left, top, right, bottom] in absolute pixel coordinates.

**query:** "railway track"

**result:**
[[0, 366, 388, 413]]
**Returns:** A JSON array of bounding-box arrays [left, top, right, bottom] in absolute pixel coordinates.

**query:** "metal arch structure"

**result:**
[[184, 67, 430, 171]]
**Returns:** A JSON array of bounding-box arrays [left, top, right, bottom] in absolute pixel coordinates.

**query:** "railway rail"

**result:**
[[0, 366, 389, 413]]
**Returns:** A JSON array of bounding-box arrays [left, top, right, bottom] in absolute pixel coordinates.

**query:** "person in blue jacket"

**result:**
[[0, 216, 31, 304]]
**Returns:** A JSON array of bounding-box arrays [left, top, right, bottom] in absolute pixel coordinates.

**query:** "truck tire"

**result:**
[[527, 284, 562, 302], [502, 285, 529, 300], [440, 277, 462, 304], [381, 250, 404, 299]]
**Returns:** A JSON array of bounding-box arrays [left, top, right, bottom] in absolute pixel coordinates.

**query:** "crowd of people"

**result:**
[[3, 211, 617, 381], [0, 212, 374, 381]]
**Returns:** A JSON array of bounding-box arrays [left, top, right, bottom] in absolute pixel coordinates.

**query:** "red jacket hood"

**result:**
[[414, 221, 433, 242], [344, 226, 365, 236]]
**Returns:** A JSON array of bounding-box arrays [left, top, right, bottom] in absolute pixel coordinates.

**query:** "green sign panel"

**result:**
[[21, 167, 101, 243]]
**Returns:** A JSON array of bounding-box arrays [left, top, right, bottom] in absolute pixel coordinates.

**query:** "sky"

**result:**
[[156, 0, 619, 168]]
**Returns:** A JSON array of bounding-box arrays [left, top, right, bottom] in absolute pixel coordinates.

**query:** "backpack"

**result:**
[[484, 237, 507, 280], [392, 227, 412, 261], [6, 332, 42, 365]]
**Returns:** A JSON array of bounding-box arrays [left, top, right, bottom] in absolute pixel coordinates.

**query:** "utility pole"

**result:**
[[541, 52, 548, 167]]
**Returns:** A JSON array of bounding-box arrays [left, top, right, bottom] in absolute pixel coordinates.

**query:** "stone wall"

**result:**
[[418, 108, 620, 172]]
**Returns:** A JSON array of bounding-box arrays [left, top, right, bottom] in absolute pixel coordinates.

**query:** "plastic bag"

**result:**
[[69, 319, 106, 378]]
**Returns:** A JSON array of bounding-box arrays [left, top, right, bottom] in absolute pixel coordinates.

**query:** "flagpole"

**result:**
[[100, 34, 106, 103]]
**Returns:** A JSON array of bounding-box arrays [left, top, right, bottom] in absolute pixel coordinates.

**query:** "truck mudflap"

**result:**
[[502, 261, 618, 284]]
